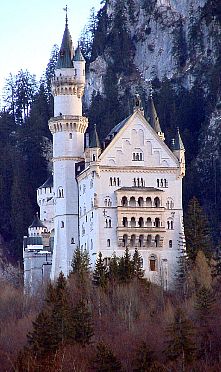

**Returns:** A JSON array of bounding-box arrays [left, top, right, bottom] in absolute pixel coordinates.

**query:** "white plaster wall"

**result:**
[[54, 95, 82, 117], [37, 187, 54, 232], [53, 131, 84, 158]]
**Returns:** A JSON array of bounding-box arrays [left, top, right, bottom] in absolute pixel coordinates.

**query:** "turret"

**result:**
[[49, 14, 88, 279], [28, 213, 47, 237], [85, 124, 101, 165], [172, 127, 185, 177], [148, 93, 165, 141]]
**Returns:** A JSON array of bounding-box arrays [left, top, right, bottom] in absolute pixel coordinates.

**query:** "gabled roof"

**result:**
[[56, 18, 73, 69], [90, 124, 101, 148], [29, 213, 46, 229], [106, 115, 132, 140], [38, 174, 53, 189]]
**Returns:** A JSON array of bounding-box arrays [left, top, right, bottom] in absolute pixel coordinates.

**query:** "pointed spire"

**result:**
[[173, 127, 185, 151], [148, 95, 162, 133], [56, 9, 73, 69], [74, 43, 85, 62], [89, 124, 101, 148]]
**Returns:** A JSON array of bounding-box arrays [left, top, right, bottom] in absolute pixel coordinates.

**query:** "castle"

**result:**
[[23, 16, 185, 291]]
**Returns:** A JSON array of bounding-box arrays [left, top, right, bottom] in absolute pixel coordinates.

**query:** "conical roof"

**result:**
[[38, 174, 53, 189], [148, 96, 162, 133], [56, 18, 73, 69], [173, 127, 185, 151], [89, 124, 101, 148], [29, 213, 46, 229], [73, 45, 85, 62]]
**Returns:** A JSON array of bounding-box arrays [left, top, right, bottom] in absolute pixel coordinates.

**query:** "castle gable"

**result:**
[[99, 111, 178, 169]]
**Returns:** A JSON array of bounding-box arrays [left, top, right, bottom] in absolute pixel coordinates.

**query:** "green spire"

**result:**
[[56, 16, 73, 69], [74, 44, 85, 62], [89, 124, 101, 148], [173, 127, 185, 151]]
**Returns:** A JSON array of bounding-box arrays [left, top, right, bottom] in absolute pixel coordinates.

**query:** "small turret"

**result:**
[[172, 127, 185, 177], [85, 124, 101, 165], [28, 212, 47, 237], [73, 43, 86, 85], [148, 94, 165, 141]]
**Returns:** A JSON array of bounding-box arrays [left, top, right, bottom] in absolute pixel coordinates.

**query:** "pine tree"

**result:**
[[165, 308, 196, 368], [184, 197, 212, 261], [195, 286, 215, 327], [109, 252, 119, 282], [72, 299, 94, 346], [132, 247, 144, 279], [93, 252, 108, 288], [92, 342, 122, 371], [71, 246, 90, 281], [27, 309, 60, 357], [118, 247, 133, 282], [191, 250, 212, 290], [132, 341, 154, 371]]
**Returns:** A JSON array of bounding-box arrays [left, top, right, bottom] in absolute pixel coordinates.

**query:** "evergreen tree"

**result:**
[[132, 247, 144, 279], [92, 342, 122, 371], [93, 252, 108, 288], [71, 246, 90, 281], [184, 197, 212, 261], [165, 308, 196, 368], [191, 250, 212, 290], [195, 286, 215, 327], [175, 247, 190, 297], [109, 252, 119, 282], [118, 247, 134, 282], [72, 299, 94, 346], [27, 310, 60, 357], [133, 341, 154, 371]]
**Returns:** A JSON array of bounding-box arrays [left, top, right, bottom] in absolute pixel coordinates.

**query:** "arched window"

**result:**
[[131, 217, 136, 228], [139, 235, 144, 247], [133, 153, 136, 161], [138, 197, 144, 207], [58, 187, 64, 198], [138, 217, 144, 227], [149, 255, 157, 271], [117, 178, 120, 186], [167, 221, 170, 229], [147, 234, 152, 247], [91, 239, 93, 250], [105, 219, 108, 228], [134, 178, 136, 186], [157, 179, 160, 188], [171, 221, 174, 229], [123, 217, 128, 227], [69, 133, 72, 139], [164, 179, 168, 188], [61, 221, 64, 228], [104, 199, 107, 207], [110, 177, 112, 186], [154, 197, 160, 207], [109, 219, 112, 228], [107, 239, 110, 247], [169, 240, 173, 248], [137, 178, 140, 187], [122, 196, 128, 206], [113, 177, 116, 186], [71, 238, 75, 244], [146, 217, 152, 227], [123, 234, 128, 247], [155, 218, 160, 228], [131, 234, 136, 247], [129, 196, 136, 207], [82, 224, 85, 236], [155, 235, 160, 247], [146, 197, 152, 207], [92, 154, 96, 161]]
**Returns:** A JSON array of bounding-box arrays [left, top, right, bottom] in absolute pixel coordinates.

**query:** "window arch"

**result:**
[[138, 197, 144, 207], [123, 234, 128, 247], [61, 221, 64, 228], [138, 217, 144, 227], [131, 234, 136, 247], [131, 217, 136, 228], [146, 197, 152, 207], [107, 239, 110, 247], [129, 197, 136, 207], [122, 196, 128, 206], [155, 218, 160, 228], [146, 217, 152, 227], [147, 234, 152, 247], [154, 197, 160, 207], [69, 133, 72, 139], [169, 240, 173, 248], [139, 235, 144, 247], [123, 217, 128, 227], [155, 234, 160, 247], [57, 187, 64, 198]]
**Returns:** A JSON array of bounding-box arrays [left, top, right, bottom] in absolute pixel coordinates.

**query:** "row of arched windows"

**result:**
[[132, 152, 143, 161], [105, 219, 112, 228], [157, 179, 168, 188], [121, 196, 160, 208], [133, 178, 145, 187], [104, 197, 112, 207], [122, 234, 161, 248], [110, 177, 120, 186], [122, 217, 161, 228]]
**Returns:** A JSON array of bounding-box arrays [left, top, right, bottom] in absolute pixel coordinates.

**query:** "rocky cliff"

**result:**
[[83, 0, 221, 241]]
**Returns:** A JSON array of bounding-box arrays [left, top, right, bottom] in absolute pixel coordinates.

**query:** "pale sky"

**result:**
[[0, 0, 102, 105]]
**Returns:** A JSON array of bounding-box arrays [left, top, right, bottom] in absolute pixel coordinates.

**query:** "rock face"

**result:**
[[83, 0, 221, 240]]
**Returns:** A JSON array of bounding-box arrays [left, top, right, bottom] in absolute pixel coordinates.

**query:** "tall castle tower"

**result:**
[[49, 14, 88, 279]]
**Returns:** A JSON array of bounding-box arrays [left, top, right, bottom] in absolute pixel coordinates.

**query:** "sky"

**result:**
[[0, 0, 102, 106]]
